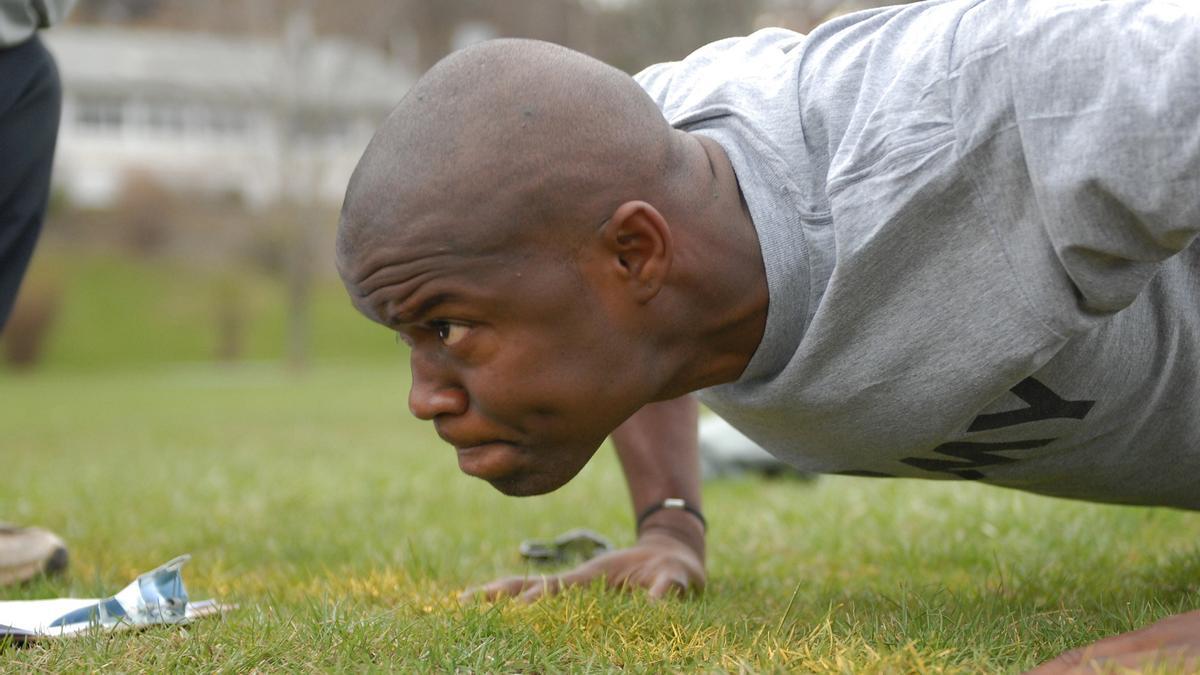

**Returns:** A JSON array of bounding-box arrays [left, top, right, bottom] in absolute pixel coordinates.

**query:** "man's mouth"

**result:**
[[454, 441, 524, 482]]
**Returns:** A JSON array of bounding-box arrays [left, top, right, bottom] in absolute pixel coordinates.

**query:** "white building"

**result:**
[[43, 19, 414, 208]]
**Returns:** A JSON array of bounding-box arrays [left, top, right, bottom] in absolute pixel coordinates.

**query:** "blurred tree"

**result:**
[[213, 273, 246, 363], [112, 169, 176, 257], [70, 0, 164, 23], [0, 275, 60, 371], [278, 5, 321, 372], [591, 0, 765, 72]]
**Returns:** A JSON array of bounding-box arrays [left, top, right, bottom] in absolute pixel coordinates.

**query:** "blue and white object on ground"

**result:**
[[0, 554, 223, 641]]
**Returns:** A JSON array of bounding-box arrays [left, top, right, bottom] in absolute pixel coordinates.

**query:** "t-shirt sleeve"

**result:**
[[1005, 0, 1200, 324]]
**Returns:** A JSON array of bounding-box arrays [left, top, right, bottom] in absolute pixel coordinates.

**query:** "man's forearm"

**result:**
[[611, 395, 705, 560]]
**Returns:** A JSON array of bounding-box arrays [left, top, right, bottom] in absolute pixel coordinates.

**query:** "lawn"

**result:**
[[12, 249, 399, 371], [2, 364, 1198, 672]]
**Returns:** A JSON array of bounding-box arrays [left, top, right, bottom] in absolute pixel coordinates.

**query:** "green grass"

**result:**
[[2, 365, 1197, 672], [7, 248, 398, 371]]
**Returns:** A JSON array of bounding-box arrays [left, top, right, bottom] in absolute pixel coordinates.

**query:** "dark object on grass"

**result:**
[[0, 278, 60, 371], [519, 529, 613, 565], [0, 523, 68, 587]]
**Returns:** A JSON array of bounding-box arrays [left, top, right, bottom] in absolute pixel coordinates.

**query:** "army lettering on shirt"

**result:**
[[838, 378, 1095, 480]]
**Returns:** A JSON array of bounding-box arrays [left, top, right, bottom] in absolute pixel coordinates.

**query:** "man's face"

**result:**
[[343, 240, 648, 496]]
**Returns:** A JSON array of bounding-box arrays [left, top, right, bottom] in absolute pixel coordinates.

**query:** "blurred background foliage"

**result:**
[[70, 0, 895, 72]]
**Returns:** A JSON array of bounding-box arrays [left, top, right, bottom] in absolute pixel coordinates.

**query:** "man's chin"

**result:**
[[483, 470, 571, 497], [455, 440, 598, 496]]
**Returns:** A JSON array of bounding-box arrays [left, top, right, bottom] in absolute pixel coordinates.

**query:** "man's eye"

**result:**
[[433, 322, 468, 347]]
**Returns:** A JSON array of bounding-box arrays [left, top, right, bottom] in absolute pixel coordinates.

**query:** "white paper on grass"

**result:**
[[0, 554, 223, 640]]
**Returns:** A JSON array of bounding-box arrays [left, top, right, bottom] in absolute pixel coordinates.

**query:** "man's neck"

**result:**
[[658, 133, 769, 398]]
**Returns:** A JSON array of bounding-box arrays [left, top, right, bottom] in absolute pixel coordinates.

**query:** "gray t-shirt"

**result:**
[[0, 0, 75, 46], [635, 0, 1200, 510]]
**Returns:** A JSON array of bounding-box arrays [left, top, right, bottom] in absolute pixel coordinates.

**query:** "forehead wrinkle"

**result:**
[[362, 267, 437, 307], [359, 248, 502, 325], [359, 264, 449, 325], [389, 292, 456, 326], [350, 246, 455, 291]]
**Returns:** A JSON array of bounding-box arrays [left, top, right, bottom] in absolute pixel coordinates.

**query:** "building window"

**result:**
[[205, 107, 250, 137], [76, 97, 124, 132], [145, 101, 187, 135], [286, 110, 350, 146]]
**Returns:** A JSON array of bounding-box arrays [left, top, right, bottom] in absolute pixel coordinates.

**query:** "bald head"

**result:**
[[333, 39, 770, 497], [337, 39, 680, 276]]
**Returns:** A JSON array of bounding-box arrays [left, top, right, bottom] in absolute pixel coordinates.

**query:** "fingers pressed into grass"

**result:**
[[459, 575, 535, 602], [460, 573, 576, 603], [519, 567, 605, 603], [464, 564, 700, 605], [518, 576, 560, 603], [647, 571, 690, 600]]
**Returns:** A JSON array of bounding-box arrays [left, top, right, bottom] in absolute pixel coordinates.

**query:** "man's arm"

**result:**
[[1028, 610, 1200, 674], [463, 395, 706, 602], [611, 394, 705, 570]]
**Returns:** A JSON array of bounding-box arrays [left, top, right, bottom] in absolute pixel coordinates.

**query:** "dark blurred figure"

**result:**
[[0, 0, 75, 587]]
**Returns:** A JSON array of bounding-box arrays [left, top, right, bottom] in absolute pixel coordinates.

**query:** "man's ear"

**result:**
[[597, 200, 673, 303]]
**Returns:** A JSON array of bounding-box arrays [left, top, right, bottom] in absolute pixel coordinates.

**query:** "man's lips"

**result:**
[[454, 441, 525, 481], [434, 419, 514, 450]]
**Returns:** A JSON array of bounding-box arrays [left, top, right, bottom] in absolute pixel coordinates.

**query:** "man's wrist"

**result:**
[[637, 507, 706, 561], [636, 497, 706, 533]]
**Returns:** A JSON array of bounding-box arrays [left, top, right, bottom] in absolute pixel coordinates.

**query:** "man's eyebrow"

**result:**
[[390, 293, 454, 325]]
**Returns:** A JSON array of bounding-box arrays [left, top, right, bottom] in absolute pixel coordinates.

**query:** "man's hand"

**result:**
[[461, 526, 705, 603], [463, 396, 706, 603], [1027, 610, 1200, 674]]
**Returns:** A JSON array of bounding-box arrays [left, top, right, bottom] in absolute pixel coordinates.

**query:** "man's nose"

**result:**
[[408, 356, 468, 420]]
